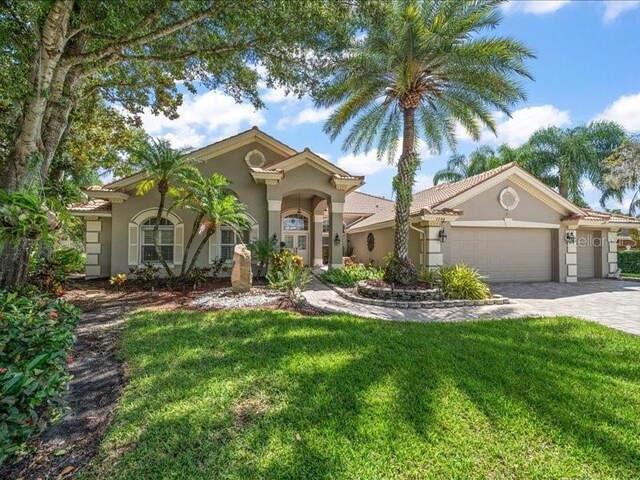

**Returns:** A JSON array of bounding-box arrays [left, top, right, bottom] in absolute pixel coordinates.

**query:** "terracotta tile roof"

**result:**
[[85, 185, 117, 192], [344, 191, 394, 215], [569, 209, 640, 224], [349, 163, 515, 230], [68, 199, 111, 214]]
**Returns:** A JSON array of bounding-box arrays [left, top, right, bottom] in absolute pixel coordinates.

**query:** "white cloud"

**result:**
[[277, 107, 332, 129], [336, 151, 393, 176], [262, 86, 294, 104], [139, 90, 265, 149], [457, 105, 572, 147], [502, 0, 570, 15], [315, 152, 332, 161], [603, 0, 640, 23], [595, 92, 640, 132], [413, 174, 433, 193]]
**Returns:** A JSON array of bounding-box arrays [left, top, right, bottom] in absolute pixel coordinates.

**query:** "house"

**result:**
[[70, 127, 365, 277], [70, 128, 640, 283], [347, 162, 640, 282]]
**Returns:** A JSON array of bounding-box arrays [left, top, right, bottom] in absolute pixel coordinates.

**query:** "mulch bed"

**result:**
[[1, 279, 321, 480]]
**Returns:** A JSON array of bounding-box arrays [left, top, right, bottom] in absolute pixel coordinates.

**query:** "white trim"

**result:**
[[244, 149, 266, 168], [70, 211, 112, 218], [85, 190, 129, 203], [86, 220, 102, 232], [86, 232, 99, 243], [450, 219, 560, 229], [86, 265, 101, 277], [499, 186, 520, 211], [86, 244, 101, 254], [130, 208, 182, 226]]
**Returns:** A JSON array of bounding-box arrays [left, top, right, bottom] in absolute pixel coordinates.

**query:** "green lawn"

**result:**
[[622, 272, 640, 278], [84, 310, 640, 479]]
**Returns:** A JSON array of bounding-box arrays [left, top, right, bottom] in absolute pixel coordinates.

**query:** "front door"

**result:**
[[284, 233, 309, 265]]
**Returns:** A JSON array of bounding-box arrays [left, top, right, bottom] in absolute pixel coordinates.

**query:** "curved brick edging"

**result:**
[[313, 273, 509, 309], [356, 280, 440, 302]]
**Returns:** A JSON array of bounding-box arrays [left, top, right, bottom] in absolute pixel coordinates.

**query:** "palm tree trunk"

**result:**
[[180, 213, 204, 277], [385, 107, 418, 285], [184, 231, 214, 278], [153, 193, 174, 277]]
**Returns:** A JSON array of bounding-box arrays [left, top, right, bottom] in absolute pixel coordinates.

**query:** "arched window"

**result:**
[[283, 213, 309, 231], [140, 217, 174, 263]]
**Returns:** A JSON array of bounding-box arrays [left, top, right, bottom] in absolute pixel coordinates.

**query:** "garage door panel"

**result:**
[[577, 231, 595, 279], [447, 227, 552, 282]]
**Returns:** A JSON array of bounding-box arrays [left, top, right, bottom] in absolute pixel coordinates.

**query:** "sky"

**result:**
[[136, 0, 640, 212]]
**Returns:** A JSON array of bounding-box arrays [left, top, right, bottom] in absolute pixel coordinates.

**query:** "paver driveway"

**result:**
[[303, 279, 640, 335], [492, 280, 640, 334]]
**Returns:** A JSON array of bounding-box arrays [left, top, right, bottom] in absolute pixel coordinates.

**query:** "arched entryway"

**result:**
[[281, 210, 310, 265]]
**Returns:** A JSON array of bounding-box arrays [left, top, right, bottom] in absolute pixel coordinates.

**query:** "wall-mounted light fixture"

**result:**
[[271, 233, 278, 245], [439, 228, 447, 243], [565, 231, 576, 245], [334, 233, 341, 246]]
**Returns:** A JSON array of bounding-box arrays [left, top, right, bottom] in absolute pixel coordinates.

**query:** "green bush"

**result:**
[[438, 264, 491, 300], [267, 250, 311, 297], [30, 247, 85, 295], [618, 250, 640, 274], [0, 290, 81, 463], [320, 263, 384, 286]]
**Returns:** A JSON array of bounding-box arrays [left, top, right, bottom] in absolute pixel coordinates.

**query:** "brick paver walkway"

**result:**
[[303, 278, 640, 335]]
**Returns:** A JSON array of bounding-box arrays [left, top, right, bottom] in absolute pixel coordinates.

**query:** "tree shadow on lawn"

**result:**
[[90, 310, 640, 479]]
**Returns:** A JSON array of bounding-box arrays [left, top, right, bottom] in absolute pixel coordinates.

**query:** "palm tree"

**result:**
[[318, 0, 533, 284], [521, 121, 626, 206], [433, 145, 511, 185], [135, 139, 197, 276], [175, 171, 250, 278], [603, 136, 640, 216]]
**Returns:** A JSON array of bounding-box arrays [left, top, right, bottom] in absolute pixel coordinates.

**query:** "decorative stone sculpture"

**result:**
[[231, 244, 252, 293]]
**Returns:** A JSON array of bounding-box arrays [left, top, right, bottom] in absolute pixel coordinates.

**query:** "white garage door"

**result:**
[[577, 231, 596, 279], [447, 227, 553, 282]]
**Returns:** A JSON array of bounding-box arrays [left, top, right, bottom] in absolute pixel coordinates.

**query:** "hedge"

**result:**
[[0, 290, 80, 464], [618, 250, 640, 274]]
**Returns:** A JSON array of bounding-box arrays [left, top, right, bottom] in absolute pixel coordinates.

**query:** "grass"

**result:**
[[84, 310, 640, 479], [622, 272, 640, 278]]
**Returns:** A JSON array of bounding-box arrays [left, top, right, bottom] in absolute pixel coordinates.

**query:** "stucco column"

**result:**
[[312, 214, 324, 267], [424, 224, 444, 269], [604, 229, 619, 276], [565, 226, 578, 283], [267, 199, 282, 246], [85, 218, 102, 278], [329, 202, 344, 269]]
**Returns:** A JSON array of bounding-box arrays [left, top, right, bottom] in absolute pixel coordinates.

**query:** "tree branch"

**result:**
[[64, 3, 220, 67]]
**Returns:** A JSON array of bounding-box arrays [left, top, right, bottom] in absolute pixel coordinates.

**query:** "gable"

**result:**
[[452, 178, 563, 225]]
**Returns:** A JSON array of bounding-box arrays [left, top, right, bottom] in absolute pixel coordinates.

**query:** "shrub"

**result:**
[[267, 250, 310, 298], [186, 266, 210, 288], [30, 247, 85, 295], [109, 274, 128, 289], [618, 250, 640, 274], [248, 238, 277, 278], [0, 290, 80, 463], [438, 264, 491, 300], [418, 267, 441, 288], [320, 263, 384, 286], [129, 263, 160, 290], [209, 257, 227, 281]]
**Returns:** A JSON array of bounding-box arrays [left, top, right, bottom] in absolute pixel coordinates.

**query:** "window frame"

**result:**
[[139, 217, 175, 264]]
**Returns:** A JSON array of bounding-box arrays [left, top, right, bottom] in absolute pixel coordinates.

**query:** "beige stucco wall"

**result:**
[[452, 179, 563, 224], [106, 142, 348, 275], [348, 227, 421, 267]]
